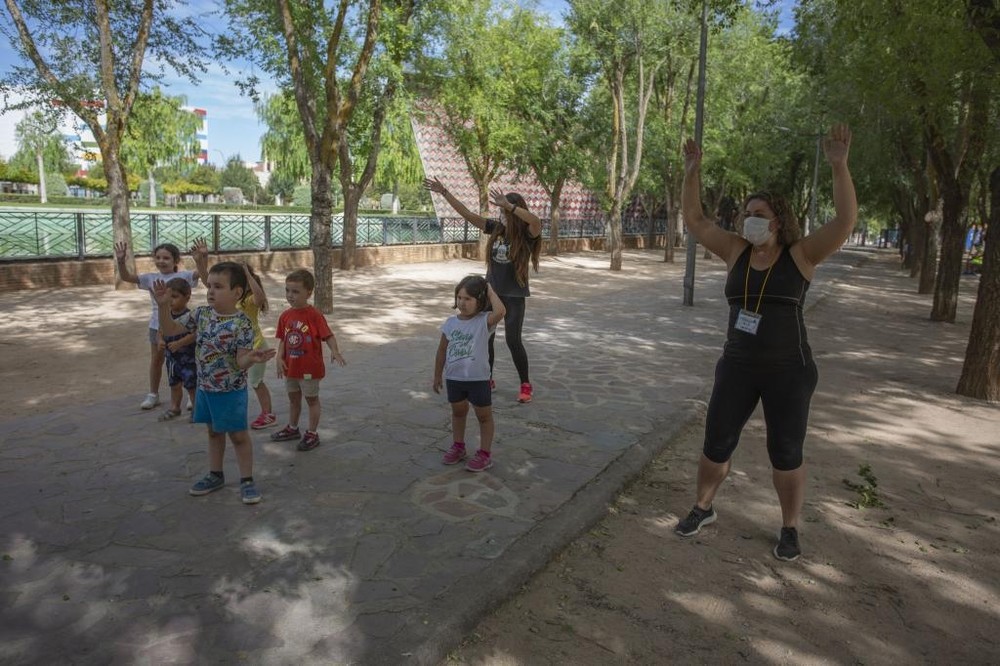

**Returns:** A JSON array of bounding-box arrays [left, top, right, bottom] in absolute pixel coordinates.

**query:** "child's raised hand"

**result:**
[[190, 237, 209, 260], [114, 241, 128, 261], [151, 279, 171, 305], [331, 351, 346, 367]]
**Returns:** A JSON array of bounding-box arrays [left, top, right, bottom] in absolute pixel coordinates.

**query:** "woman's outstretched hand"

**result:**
[[682, 138, 702, 176], [823, 123, 851, 166], [423, 177, 448, 195]]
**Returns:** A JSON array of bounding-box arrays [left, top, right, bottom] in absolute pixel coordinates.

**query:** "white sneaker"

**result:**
[[140, 393, 160, 410]]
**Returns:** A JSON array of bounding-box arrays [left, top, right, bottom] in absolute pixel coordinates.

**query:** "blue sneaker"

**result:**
[[189, 473, 224, 496], [240, 480, 262, 505]]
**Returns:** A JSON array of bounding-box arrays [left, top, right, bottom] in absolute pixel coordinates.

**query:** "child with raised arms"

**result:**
[[270, 269, 346, 451], [433, 275, 506, 472], [114, 240, 199, 410], [191, 239, 276, 430], [156, 277, 197, 422], [153, 262, 276, 504]]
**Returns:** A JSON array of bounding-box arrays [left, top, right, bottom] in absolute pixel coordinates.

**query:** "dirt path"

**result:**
[[445, 254, 1000, 665]]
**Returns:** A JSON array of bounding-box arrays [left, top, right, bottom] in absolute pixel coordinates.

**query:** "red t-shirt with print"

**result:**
[[276, 305, 333, 379]]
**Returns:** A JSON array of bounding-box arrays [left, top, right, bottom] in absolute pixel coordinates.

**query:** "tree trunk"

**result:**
[[310, 165, 335, 313], [609, 200, 623, 271], [148, 168, 157, 208], [907, 216, 924, 276], [956, 166, 1000, 401], [35, 149, 47, 204], [340, 183, 360, 271], [106, 151, 135, 289], [664, 192, 676, 263], [919, 215, 939, 293], [930, 185, 965, 321], [547, 178, 564, 257]]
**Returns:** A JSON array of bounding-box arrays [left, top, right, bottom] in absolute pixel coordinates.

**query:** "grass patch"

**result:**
[[843, 462, 885, 509]]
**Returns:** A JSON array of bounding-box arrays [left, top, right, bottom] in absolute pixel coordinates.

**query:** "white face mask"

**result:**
[[742, 216, 773, 246]]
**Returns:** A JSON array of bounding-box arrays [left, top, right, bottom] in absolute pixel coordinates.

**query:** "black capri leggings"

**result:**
[[703, 356, 819, 471], [488, 294, 530, 384]]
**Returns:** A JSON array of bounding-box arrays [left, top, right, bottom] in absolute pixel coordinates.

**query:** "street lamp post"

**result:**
[[683, 0, 709, 307]]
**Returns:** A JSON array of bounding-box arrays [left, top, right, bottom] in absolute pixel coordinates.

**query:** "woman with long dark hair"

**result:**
[[424, 178, 542, 403]]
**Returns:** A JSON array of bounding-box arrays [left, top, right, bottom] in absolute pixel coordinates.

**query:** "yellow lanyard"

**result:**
[[744, 251, 775, 314]]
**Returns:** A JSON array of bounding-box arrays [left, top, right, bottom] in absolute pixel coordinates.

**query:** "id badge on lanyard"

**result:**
[[735, 308, 762, 335], [740, 252, 775, 336]]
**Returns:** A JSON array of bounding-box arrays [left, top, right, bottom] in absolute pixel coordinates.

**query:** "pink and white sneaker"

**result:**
[[250, 412, 277, 429], [465, 449, 493, 472], [442, 442, 467, 465]]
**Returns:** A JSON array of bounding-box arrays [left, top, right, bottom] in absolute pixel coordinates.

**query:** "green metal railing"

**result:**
[[0, 209, 666, 260]]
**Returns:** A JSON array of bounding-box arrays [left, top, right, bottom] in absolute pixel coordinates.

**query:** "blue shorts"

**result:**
[[446, 379, 492, 407], [192, 387, 248, 433]]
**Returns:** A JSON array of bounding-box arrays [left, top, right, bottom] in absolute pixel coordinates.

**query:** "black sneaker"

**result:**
[[297, 430, 320, 451], [270, 425, 301, 442], [773, 526, 801, 561], [675, 505, 717, 537]]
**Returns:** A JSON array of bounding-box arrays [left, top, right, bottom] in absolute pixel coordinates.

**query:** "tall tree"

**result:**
[[502, 8, 592, 256], [796, 0, 999, 399], [222, 0, 420, 311], [1, 0, 205, 283], [803, 0, 995, 322], [120, 88, 201, 207], [13, 110, 64, 203], [568, 0, 669, 271], [420, 0, 523, 217], [956, 0, 1000, 401], [256, 91, 310, 185], [957, 165, 1000, 401]]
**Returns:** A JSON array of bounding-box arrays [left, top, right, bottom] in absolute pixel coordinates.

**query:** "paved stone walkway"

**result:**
[[0, 248, 866, 664]]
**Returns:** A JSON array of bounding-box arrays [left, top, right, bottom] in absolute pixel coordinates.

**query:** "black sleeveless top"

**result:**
[[484, 220, 540, 298], [723, 245, 812, 366]]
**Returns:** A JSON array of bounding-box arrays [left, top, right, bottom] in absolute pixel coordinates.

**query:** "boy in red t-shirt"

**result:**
[[270, 269, 346, 451]]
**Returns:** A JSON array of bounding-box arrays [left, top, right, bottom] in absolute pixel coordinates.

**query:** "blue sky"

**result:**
[[0, 0, 795, 167]]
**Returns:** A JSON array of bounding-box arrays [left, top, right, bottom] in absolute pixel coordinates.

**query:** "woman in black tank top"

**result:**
[[673, 125, 858, 563]]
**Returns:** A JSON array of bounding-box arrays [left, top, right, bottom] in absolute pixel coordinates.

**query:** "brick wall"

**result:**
[[0, 236, 667, 292]]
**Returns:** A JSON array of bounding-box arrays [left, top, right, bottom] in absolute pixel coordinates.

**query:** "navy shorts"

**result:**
[[446, 379, 492, 407], [165, 353, 197, 389]]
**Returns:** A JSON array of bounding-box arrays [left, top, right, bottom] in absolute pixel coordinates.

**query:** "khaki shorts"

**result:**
[[285, 377, 321, 397]]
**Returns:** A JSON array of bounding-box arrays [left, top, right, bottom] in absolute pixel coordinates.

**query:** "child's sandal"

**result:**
[[158, 409, 182, 422]]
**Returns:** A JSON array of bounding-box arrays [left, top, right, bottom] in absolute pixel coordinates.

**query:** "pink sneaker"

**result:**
[[251, 412, 277, 429], [465, 449, 493, 472], [517, 382, 533, 403], [442, 442, 467, 465]]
